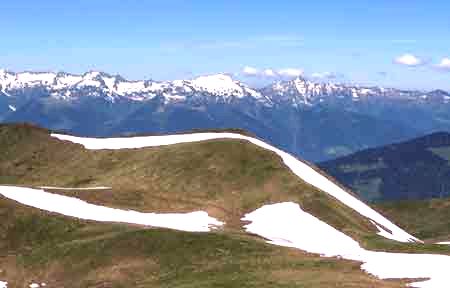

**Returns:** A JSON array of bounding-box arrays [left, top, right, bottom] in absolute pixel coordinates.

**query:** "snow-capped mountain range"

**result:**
[[1, 68, 450, 163], [0, 69, 266, 104], [1, 69, 448, 106]]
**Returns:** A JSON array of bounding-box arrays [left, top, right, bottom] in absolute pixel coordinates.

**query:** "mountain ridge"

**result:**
[[1, 69, 449, 105], [319, 132, 450, 201]]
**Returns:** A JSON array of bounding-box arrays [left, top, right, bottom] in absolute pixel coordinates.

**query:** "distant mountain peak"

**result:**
[[83, 71, 101, 77], [0, 69, 269, 104], [190, 73, 261, 99], [1, 68, 450, 107], [193, 73, 233, 80], [428, 89, 450, 96]]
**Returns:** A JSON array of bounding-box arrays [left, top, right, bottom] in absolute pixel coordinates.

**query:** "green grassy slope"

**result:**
[[0, 123, 376, 239], [0, 197, 406, 288], [2, 124, 450, 255], [375, 197, 450, 241], [1, 123, 449, 287]]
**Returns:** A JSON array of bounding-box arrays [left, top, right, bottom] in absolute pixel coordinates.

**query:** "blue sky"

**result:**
[[1, 0, 449, 90]]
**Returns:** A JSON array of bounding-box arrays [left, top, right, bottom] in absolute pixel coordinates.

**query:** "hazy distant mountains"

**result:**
[[1, 69, 450, 161], [320, 132, 450, 201]]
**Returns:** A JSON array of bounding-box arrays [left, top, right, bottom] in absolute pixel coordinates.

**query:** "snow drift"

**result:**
[[0, 186, 223, 232], [243, 202, 450, 288]]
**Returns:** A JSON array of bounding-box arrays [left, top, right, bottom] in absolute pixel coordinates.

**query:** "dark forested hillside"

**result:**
[[319, 132, 450, 201]]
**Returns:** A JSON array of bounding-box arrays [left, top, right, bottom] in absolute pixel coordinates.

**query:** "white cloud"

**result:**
[[394, 53, 423, 66], [263, 69, 277, 77], [436, 57, 450, 71], [277, 68, 304, 78], [241, 67, 304, 78], [242, 66, 260, 76]]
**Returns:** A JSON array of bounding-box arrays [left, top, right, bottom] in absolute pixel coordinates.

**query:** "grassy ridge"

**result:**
[[0, 123, 375, 238], [2, 124, 450, 255]]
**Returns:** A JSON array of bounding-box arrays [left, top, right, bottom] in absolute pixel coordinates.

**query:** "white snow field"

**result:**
[[0, 186, 223, 232], [242, 202, 450, 288], [51, 132, 418, 243]]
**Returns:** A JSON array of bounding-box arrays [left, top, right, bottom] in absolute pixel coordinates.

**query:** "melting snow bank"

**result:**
[[40, 186, 111, 190], [0, 186, 223, 232], [243, 202, 450, 288], [0, 281, 7, 288], [29, 283, 46, 288], [52, 132, 418, 243]]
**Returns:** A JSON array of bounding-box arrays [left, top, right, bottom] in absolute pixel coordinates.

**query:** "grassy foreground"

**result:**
[[0, 198, 406, 288], [0, 123, 448, 287]]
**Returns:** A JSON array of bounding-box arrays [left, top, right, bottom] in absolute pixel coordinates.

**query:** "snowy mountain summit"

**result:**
[[2, 69, 449, 107], [0, 70, 263, 103], [260, 76, 438, 106]]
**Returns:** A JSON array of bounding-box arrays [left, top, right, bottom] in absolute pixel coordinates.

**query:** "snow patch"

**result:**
[[116, 81, 147, 95], [437, 242, 450, 245], [77, 79, 101, 88], [50, 132, 418, 243], [243, 202, 361, 257], [8, 105, 16, 112], [1, 71, 56, 91], [0, 186, 223, 232], [1, 85, 11, 96], [28, 283, 46, 288], [243, 202, 450, 288], [102, 76, 116, 92], [54, 74, 83, 88], [16, 72, 56, 86], [191, 74, 246, 97]]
